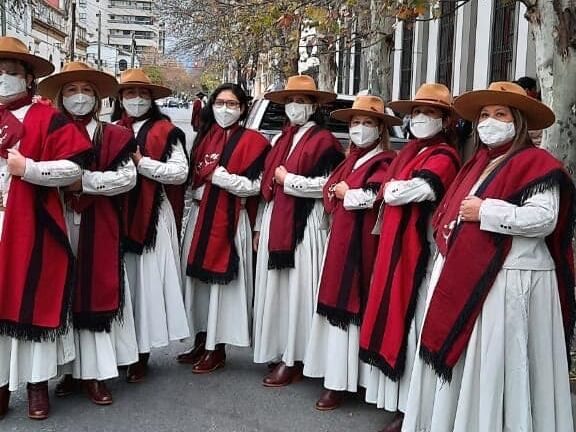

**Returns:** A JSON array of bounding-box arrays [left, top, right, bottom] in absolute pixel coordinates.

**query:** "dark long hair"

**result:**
[[192, 83, 250, 153], [111, 89, 170, 123]]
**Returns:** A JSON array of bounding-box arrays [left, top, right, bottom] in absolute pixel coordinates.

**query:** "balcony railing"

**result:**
[[32, 2, 67, 35]]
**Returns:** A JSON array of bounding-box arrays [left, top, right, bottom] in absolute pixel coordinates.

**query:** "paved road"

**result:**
[[3, 108, 576, 431]]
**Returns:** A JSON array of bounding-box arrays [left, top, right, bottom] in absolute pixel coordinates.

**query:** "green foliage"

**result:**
[[142, 66, 165, 85]]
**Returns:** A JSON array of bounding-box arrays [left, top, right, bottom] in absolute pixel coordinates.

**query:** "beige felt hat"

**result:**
[[454, 81, 555, 130], [264, 75, 336, 105], [331, 95, 402, 126], [118, 68, 172, 99], [388, 83, 453, 114], [38, 62, 118, 99], [0, 36, 54, 78]]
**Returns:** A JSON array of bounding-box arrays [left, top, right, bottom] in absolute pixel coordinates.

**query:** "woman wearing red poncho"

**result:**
[[358, 84, 461, 432], [115, 69, 190, 383], [178, 83, 269, 373], [37, 62, 139, 406], [402, 82, 575, 432], [0, 37, 93, 420], [252, 75, 344, 386], [302, 95, 399, 410]]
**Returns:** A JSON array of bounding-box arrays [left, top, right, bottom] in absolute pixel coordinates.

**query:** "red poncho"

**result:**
[[186, 124, 270, 283], [67, 122, 136, 332], [0, 102, 92, 341], [359, 136, 460, 380], [420, 145, 576, 381], [261, 125, 344, 269], [120, 118, 187, 253], [316, 146, 396, 328]]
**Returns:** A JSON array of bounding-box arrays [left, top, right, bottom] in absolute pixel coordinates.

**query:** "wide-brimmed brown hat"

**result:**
[[331, 95, 402, 126], [454, 81, 555, 130], [38, 62, 118, 100], [0, 36, 54, 78], [265, 75, 336, 105], [388, 83, 453, 114], [118, 68, 172, 99]]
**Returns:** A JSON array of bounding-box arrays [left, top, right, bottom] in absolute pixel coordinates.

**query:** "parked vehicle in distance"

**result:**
[[167, 98, 180, 108], [245, 94, 407, 150]]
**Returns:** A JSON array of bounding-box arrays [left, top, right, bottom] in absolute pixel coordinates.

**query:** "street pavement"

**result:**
[[3, 108, 576, 431]]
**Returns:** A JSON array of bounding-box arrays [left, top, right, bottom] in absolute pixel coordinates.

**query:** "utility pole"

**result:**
[[69, 0, 77, 61], [1, 0, 7, 37], [130, 31, 136, 68], [97, 11, 102, 70]]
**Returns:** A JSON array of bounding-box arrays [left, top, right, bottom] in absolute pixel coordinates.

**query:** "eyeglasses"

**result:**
[[214, 99, 241, 109]]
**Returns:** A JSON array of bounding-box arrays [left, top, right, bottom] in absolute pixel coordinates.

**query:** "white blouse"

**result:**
[[132, 119, 188, 186], [479, 187, 559, 270], [0, 104, 82, 207], [80, 119, 137, 196]]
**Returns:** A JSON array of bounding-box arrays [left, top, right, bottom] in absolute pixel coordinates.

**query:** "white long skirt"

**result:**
[[0, 212, 76, 391], [402, 256, 574, 432], [125, 198, 190, 354], [253, 200, 328, 367], [181, 205, 253, 350], [304, 317, 372, 392], [59, 211, 139, 380], [362, 254, 435, 411], [303, 231, 368, 392]]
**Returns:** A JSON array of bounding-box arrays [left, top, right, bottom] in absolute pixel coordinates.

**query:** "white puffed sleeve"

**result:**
[[82, 159, 137, 196], [211, 166, 261, 198], [283, 173, 327, 199], [22, 158, 82, 187], [479, 186, 559, 238], [137, 140, 188, 185], [343, 188, 377, 210], [383, 178, 436, 206]]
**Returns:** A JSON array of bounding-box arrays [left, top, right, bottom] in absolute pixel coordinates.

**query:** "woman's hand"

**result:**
[[65, 179, 83, 193], [459, 196, 483, 222], [253, 232, 260, 252], [334, 181, 349, 200], [132, 146, 143, 166], [274, 165, 288, 186], [7, 148, 26, 177]]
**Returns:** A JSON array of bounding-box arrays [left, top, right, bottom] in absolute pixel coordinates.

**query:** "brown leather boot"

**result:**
[[0, 385, 9, 419], [262, 361, 304, 387], [83, 380, 113, 405], [177, 332, 207, 365], [379, 412, 404, 432], [191, 344, 226, 374], [27, 382, 49, 420], [54, 375, 80, 397], [315, 389, 345, 411], [126, 353, 150, 383]]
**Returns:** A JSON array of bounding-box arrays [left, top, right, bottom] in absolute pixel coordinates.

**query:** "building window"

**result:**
[[490, 0, 516, 81], [437, 1, 456, 89], [399, 21, 414, 100]]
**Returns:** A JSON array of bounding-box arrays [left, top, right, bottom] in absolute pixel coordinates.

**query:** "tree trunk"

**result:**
[[367, 0, 395, 100], [526, 0, 576, 176], [317, 35, 337, 91]]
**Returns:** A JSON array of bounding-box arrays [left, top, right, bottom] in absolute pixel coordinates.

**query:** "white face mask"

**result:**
[[63, 93, 96, 117], [285, 102, 315, 125], [477, 117, 516, 148], [213, 105, 242, 128], [123, 97, 151, 118], [410, 113, 443, 139], [349, 124, 380, 148], [0, 74, 27, 99]]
